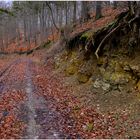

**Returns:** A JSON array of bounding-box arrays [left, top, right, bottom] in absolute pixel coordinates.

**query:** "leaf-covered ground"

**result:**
[[32, 56, 140, 139], [0, 59, 26, 139], [0, 6, 139, 138], [0, 50, 139, 138]]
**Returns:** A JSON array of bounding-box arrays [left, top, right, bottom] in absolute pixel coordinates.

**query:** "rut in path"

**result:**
[[24, 60, 60, 139], [25, 60, 38, 139], [0, 58, 67, 139]]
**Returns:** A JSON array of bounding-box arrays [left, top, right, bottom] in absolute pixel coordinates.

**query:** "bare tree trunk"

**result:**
[[65, 2, 68, 25], [113, 1, 117, 9], [95, 1, 102, 20], [73, 1, 77, 23], [23, 16, 27, 42], [16, 19, 20, 47], [27, 16, 31, 49], [46, 2, 59, 31], [5, 22, 9, 48], [59, 6, 63, 27], [81, 1, 90, 22]]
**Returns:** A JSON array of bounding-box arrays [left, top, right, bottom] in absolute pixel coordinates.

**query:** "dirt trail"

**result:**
[[24, 59, 60, 139], [1, 54, 140, 139], [25, 60, 38, 139], [0, 58, 64, 139]]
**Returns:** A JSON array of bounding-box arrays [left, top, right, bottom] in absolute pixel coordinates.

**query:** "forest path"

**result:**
[[0, 53, 140, 139], [0, 58, 65, 139], [24, 59, 60, 139]]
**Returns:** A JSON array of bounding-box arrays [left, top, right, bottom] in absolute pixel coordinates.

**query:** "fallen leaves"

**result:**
[[0, 54, 139, 138], [70, 7, 127, 39], [0, 90, 25, 112], [0, 90, 26, 139], [0, 60, 27, 139], [0, 113, 25, 139], [32, 56, 140, 139]]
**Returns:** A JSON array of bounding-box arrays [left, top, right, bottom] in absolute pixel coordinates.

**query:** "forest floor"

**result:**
[[0, 7, 140, 139], [0, 44, 140, 139]]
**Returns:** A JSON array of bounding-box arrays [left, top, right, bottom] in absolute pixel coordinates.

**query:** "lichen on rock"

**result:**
[[93, 78, 110, 91]]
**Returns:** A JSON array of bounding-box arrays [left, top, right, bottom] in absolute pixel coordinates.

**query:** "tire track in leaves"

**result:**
[[24, 60, 60, 139]]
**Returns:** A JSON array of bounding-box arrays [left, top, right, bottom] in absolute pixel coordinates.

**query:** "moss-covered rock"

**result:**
[[93, 78, 110, 91], [76, 59, 94, 83], [110, 72, 131, 84], [103, 71, 112, 81], [66, 63, 78, 75], [109, 59, 116, 68], [77, 72, 91, 83], [62, 51, 82, 75]]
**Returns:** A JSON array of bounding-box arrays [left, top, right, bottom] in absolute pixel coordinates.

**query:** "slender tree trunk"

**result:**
[[16, 19, 20, 47], [27, 16, 31, 49], [95, 1, 102, 20], [23, 16, 27, 42], [113, 1, 117, 9], [73, 1, 77, 23], [81, 1, 89, 22], [46, 2, 59, 31], [59, 7, 63, 27], [65, 2, 68, 25]]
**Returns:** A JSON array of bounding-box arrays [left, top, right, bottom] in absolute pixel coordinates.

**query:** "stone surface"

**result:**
[[110, 72, 131, 84], [93, 78, 110, 91], [66, 63, 78, 75], [77, 72, 90, 83]]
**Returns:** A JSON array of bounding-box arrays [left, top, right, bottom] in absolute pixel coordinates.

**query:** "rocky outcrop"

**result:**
[[93, 78, 111, 91], [55, 49, 140, 91]]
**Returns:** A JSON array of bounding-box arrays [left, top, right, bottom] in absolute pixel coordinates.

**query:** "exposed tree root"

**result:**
[[95, 23, 123, 59], [66, 3, 140, 60]]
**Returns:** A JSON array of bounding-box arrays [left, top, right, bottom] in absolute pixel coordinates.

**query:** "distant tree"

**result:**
[[95, 1, 102, 20], [113, 1, 117, 9], [81, 1, 90, 22], [73, 1, 77, 23], [46, 1, 59, 31]]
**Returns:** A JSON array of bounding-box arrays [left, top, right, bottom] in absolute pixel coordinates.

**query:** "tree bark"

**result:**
[[95, 1, 102, 20], [81, 1, 90, 22], [73, 1, 77, 23], [113, 1, 117, 9], [46, 2, 59, 31], [65, 2, 68, 25]]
